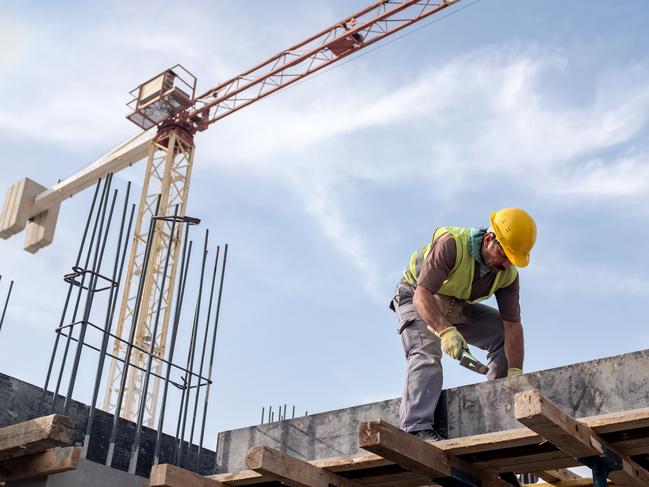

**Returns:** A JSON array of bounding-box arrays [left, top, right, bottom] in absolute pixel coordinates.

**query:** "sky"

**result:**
[[1, 0, 649, 454]]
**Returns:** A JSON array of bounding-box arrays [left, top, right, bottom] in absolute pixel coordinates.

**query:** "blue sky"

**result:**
[[1, 0, 649, 452]]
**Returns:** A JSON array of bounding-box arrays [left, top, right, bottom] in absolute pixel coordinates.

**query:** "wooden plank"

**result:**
[[0, 446, 80, 482], [358, 420, 511, 487], [583, 407, 649, 434], [211, 407, 649, 486], [150, 464, 229, 487], [0, 415, 73, 461], [209, 469, 267, 485], [530, 480, 612, 487], [245, 446, 364, 487], [438, 407, 649, 456], [515, 389, 649, 486], [536, 469, 582, 482]]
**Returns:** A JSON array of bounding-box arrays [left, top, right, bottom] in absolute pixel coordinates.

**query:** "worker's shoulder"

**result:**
[[430, 229, 457, 258], [433, 228, 459, 245]]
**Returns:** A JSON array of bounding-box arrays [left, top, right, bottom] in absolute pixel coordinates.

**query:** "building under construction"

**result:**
[[0, 1, 648, 486]]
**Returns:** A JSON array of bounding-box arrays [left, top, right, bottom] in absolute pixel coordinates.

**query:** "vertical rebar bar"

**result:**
[[63, 185, 118, 415], [53, 175, 112, 413], [261, 407, 265, 424], [187, 245, 220, 466], [195, 243, 228, 469], [129, 209, 179, 474], [105, 195, 161, 467], [175, 229, 209, 467], [153, 226, 193, 466], [40, 179, 102, 414], [0, 280, 14, 334], [82, 183, 134, 458]]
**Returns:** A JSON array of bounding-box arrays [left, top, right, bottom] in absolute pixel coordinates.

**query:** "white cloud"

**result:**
[[548, 154, 649, 198], [0, 16, 34, 76], [285, 170, 384, 301], [5, 2, 649, 302], [529, 254, 649, 299], [195, 45, 649, 296]]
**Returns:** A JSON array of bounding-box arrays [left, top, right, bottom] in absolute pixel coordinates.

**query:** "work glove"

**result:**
[[507, 367, 532, 393], [438, 326, 468, 360], [507, 368, 523, 378]]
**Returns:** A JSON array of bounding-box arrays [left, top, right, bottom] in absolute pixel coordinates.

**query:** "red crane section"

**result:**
[[128, 0, 458, 133]]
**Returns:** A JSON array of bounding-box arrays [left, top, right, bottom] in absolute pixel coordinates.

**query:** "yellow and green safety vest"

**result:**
[[402, 226, 517, 303]]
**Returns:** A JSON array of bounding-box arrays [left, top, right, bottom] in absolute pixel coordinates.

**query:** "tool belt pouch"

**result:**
[[433, 294, 470, 325]]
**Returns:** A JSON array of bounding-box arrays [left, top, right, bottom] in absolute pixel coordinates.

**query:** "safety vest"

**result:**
[[402, 226, 518, 303]]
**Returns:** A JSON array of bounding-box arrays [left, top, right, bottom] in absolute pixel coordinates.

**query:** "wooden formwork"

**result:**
[[0, 414, 79, 483], [150, 389, 649, 487]]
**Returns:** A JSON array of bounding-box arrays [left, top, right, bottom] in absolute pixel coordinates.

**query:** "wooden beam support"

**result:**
[[536, 469, 582, 482], [149, 464, 228, 487], [530, 480, 612, 487], [0, 415, 73, 462], [211, 406, 649, 486], [0, 446, 80, 482], [245, 446, 363, 487], [515, 389, 649, 487], [358, 419, 511, 487]]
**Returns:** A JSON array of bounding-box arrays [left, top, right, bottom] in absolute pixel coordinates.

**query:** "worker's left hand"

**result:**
[[507, 367, 532, 392], [507, 367, 523, 378]]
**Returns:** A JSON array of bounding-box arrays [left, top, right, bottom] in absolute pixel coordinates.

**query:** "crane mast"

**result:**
[[103, 126, 196, 425], [0, 0, 459, 425]]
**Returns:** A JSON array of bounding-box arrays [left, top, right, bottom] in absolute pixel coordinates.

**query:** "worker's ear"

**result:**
[[484, 232, 497, 248]]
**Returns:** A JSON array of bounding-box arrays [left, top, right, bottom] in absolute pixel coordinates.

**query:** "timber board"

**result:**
[[208, 406, 649, 486]]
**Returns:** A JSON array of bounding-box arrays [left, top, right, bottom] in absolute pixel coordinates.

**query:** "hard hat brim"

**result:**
[[503, 248, 530, 268]]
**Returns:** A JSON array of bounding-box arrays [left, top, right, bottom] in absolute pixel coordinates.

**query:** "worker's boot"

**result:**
[[411, 429, 443, 442]]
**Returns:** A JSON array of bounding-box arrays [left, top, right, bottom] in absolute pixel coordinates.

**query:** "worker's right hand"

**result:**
[[438, 326, 468, 360]]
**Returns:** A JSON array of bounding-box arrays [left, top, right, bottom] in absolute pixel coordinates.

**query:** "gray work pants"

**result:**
[[390, 281, 508, 433]]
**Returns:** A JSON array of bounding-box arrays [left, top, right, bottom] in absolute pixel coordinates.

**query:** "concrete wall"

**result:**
[[8, 458, 147, 487], [0, 373, 216, 477], [216, 349, 649, 473]]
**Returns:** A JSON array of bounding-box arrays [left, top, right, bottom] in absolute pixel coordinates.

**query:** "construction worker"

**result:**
[[390, 208, 537, 441]]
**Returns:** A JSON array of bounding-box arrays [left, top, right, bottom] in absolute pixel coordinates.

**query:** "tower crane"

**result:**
[[0, 0, 460, 426]]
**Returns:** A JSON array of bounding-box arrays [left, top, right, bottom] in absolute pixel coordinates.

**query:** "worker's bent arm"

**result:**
[[413, 285, 452, 334], [502, 319, 524, 370]]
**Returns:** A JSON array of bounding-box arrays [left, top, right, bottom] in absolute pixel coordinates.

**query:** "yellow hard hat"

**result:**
[[489, 208, 537, 267]]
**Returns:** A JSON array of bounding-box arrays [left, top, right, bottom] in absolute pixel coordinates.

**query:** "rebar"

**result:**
[[82, 182, 134, 458], [53, 175, 113, 413], [106, 195, 161, 467], [187, 245, 220, 467], [153, 223, 194, 465], [175, 229, 209, 467], [195, 243, 228, 469], [40, 176, 221, 474], [63, 184, 118, 415], [0, 280, 14, 334], [129, 207, 180, 474], [39, 179, 102, 414]]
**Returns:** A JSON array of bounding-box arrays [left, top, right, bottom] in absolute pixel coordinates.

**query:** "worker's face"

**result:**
[[482, 233, 512, 272]]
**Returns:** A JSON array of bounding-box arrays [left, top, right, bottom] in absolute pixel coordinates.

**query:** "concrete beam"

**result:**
[[216, 349, 649, 473], [6, 457, 146, 487]]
